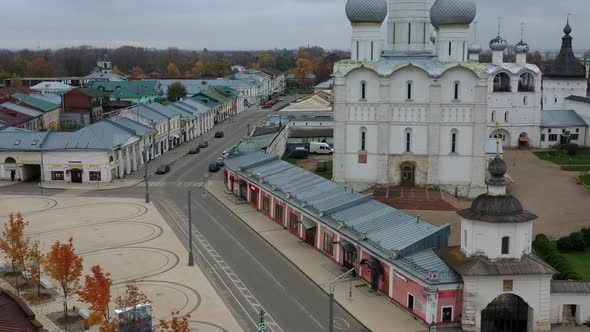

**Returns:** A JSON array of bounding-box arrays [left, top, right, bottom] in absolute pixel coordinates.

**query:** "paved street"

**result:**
[[0, 101, 368, 332]]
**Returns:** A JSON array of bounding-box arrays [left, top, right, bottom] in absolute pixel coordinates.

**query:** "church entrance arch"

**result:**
[[489, 129, 511, 148], [400, 162, 415, 186], [518, 132, 529, 149], [481, 293, 531, 332]]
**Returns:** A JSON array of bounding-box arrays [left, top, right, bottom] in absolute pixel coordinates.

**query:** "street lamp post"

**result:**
[[325, 267, 355, 332], [187, 190, 194, 266], [144, 145, 150, 203]]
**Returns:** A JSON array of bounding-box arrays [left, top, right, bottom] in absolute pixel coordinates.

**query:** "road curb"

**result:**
[[206, 183, 373, 332]]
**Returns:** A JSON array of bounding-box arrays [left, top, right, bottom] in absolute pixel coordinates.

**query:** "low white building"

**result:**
[[30, 81, 73, 94], [540, 110, 588, 148]]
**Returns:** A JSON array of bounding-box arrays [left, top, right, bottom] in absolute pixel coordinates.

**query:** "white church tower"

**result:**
[[387, 0, 433, 53], [437, 155, 555, 331], [430, 0, 476, 62], [346, 0, 387, 62]]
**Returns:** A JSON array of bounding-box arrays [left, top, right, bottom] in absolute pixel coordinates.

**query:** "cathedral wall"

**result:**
[[389, 125, 428, 154], [461, 219, 533, 260], [387, 154, 428, 185], [388, 67, 431, 103], [542, 78, 588, 111]]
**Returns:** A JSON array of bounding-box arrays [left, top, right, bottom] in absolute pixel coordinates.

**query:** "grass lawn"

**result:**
[[561, 250, 590, 280], [534, 148, 590, 165], [281, 155, 333, 179], [580, 175, 590, 186], [561, 165, 590, 172]]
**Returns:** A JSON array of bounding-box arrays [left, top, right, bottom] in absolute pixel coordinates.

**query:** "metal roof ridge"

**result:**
[[322, 194, 373, 215]]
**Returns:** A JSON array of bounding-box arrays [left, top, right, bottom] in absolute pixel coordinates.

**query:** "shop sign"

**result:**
[[68, 160, 82, 164], [438, 290, 456, 298], [89, 164, 102, 169], [50, 164, 63, 169], [68, 164, 84, 169]]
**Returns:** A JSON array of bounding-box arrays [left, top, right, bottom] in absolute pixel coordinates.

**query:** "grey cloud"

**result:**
[[0, 0, 587, 51]]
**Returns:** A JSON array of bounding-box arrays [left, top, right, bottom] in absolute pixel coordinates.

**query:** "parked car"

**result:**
[[189, 146, 201, 154], [216, 157, 225, 167], [199, 141, 209, 148], [309, 142, 334, 155], [278, 98, 284, 102], [290, 147, 309, 159], [262, 102, 273, 109], [214, 131, 224, 138], [208, 161, 221, 172], [156, 164, 170, 174]]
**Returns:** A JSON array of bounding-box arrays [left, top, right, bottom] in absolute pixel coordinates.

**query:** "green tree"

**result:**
[[26, 56, 54, 77], [167, 81, 188, 102]]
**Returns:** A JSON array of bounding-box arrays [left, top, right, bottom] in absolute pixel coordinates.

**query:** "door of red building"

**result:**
[[305, 227, 316, 246]]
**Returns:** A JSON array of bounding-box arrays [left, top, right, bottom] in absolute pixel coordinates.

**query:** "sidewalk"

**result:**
[[206, 179, 428, 332], [39, 178, 143, 190]]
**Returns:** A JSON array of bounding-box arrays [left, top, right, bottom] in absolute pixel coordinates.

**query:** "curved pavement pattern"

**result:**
[[0, 195, 243, 332]]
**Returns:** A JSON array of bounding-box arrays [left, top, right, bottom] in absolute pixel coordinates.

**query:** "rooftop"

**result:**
[[541, 110, 588, 128], [12, 93, 60, 112], [551, 280, 590, 293]]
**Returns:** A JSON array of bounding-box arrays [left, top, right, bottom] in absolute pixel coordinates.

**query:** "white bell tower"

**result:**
[[346, 0, 388, 62]]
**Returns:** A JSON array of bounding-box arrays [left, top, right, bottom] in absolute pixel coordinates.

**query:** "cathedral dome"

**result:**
[[514, 40, 530, 54], [489, 35, 508, 51], [488, 156, 507, 178], [345, 0, 388, 24], [430, 0, 477, 28]]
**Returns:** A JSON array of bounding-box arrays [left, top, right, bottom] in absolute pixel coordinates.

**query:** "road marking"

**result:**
[[158, 198, 284, 332]]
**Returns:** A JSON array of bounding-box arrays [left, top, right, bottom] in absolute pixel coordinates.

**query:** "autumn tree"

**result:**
[[0, 213, 32, 294], [159, 311, 191, 332], [26, 240, 45, 297], [257, 52, 276, 70], [131, 66, 144, 76], [98, 319, 119, 332], [114, 282, 150, 331], [77, 265, 112, 325], [295, 58, 313, 78], [167, 62, 181, 78], [111, 66, 124, 75], [191, 59, 208, 77], [167, 81, 188, 102], [26, 56, 55, 77], [11, 75, 23, 87], [44, 237, 83, 320]]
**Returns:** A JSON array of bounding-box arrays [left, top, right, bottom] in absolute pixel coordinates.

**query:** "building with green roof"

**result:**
[[89, 81, 162, 104]]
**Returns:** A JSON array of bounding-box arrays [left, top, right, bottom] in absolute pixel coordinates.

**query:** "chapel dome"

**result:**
[[489, 35, 508, 51], [468, 43, 482, 54], [514, 40, 530, 54], [430, 0, 476, 28], [345, 0, 388, 24]]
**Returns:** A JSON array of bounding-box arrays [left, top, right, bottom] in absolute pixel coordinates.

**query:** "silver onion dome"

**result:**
[[345, 0, 388, 23], [514, 40, 530, 53], [430, 0, 477, 28], [489, 35, 508, 51], [468, 43, 482, 54]]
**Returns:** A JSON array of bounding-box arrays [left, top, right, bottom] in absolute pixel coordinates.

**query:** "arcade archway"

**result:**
[[481, 293, 532, 332]]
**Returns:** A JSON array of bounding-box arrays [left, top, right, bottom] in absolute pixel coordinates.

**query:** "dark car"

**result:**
[[216, 157, 225, 167], [189, 146, 200, 154], [199, 141, 209, 148], [208, 162, 221, 172], [290, 147, 309, 159], [156, 164, 170, 174], [214, 131, 224, 138]]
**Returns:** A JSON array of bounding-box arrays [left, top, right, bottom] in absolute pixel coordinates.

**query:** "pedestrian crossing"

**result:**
[[136, 180, 206, 188]]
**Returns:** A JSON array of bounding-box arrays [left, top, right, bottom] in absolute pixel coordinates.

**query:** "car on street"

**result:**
[[189, 146, 200, 154], [262, 102, 273, 109], [208, 161, 221, 172], [214, 131, 224, 138], [156, 164, 170, 174], [199, 141, 209, 148], [216, 157, 225, 167], [278, 98, 284, 102], [309, 142, 334, 155]]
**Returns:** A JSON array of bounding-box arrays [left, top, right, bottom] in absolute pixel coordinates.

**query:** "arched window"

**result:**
[[518, 73, 535, 92], [501, 236, 510, 254], [360, 127, 367, 151], [370, 41, 374, 61], [504, 111, 509, 122], [451, 129, 458, 153], [454, 81, 460, 100], [464, 229, 467, 247], [408, 22, 411, 44], [4, 157, 16, 164], [448, 41, 452, 56], [523, 96, 528, 105], [406, 81, 413, 100], [356, 41, 359, 60], [493, 73, 511, 92], [491, 111, 496, 122], [361, 81, 366, 100], [554, 97, 558, 104], [405, 128, 412, 152]]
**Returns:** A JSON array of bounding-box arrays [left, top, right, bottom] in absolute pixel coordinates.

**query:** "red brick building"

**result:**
[[0, 288, 47, 332]]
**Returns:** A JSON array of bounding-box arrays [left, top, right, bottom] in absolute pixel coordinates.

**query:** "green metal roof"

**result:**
[[188, 94, 220, 108], [200, 89, 229, 103], [213, 86, 240, 98], [76, 87, 111, 98], [12, 93, 59, 112]]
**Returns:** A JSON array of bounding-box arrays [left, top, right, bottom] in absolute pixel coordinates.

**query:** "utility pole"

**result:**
[[325, 267, 355, 332], [258, 309, 266, 332], [187, 190, 194, 266], [144, 145, 150, 203]]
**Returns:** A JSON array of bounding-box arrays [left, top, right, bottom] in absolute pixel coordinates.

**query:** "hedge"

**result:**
[[532, 234, 581, 280]]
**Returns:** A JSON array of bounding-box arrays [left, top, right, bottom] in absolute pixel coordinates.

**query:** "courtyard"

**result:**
[[0, 195, 242, 332]]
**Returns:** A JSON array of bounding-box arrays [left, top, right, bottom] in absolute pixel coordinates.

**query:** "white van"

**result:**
[[309, 142, 334, 155]]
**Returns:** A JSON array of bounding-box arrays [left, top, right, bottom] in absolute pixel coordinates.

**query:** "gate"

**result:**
[[481, 294, 529, 332]]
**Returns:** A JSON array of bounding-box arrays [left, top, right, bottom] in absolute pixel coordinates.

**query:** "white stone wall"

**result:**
[[543, 78, 588, 110], [461, 218, 533, 260], [386, 0, 433, 52], [435, 26, 470, 63], [462, 275, 552, 332], [43, 151, 114, 183], [565, 99, 590, 147], [540, 126, 587, 149], [551, 293, 590, 324]]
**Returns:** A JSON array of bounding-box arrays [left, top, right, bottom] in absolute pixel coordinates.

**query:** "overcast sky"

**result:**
[[1, 0, 588, 51]]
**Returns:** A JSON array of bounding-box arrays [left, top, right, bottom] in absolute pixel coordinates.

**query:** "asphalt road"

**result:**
[[0, 99, 369, 332]]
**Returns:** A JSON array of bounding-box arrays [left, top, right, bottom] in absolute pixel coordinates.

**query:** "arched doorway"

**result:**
[[490, 129, 511, 148], [4, 157, 17, 181], [400, 162, 415, 186], [359, 257, 384, 291], [481, 293, 531, 332], [518, 132, 529, 149]]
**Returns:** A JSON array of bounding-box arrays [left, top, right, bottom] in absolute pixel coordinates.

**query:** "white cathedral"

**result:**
[[332, 0, 588, 197]]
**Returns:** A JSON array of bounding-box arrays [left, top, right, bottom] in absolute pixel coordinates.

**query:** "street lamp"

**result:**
[[325, 267, 355, 332], [144, 144, 150, 203], [187, 190, 194, 266]]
